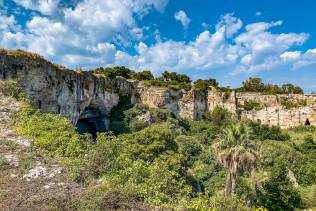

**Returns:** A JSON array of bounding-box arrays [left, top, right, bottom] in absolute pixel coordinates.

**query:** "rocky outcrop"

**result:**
[[1, 50, 316, 129], [0, 52, 133, 126], [236, 92, 316, 128], [135, 83, 207, 119]]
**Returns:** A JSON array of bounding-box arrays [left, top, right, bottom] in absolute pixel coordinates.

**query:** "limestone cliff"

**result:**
[[1, 49, 316, 129], [0, 51, 133, 128], [135, 83, 207, 119]]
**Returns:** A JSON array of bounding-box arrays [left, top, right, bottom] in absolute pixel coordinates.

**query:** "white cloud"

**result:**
[[255, 11, 262, 16], [114, 14, 315, 76], [288, 49, 316, 69], [233, 20, 308, 73], [0, 15, 16, 31], [114, 21, 240, 72], [174, 10, 191, 30], [216, 13, 242, 38], [12, 0, 60, 16], [1, 4, 316, 77], [280, 51, 301, 60], [132, 0, 169, 15], [0, 0, 169, 67]]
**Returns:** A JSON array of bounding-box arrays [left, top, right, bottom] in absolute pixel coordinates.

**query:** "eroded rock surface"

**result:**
[[1, 51, 316, 129]]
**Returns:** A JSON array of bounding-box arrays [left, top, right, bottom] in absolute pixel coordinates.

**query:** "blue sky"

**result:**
[[1, 0, 316, 93]]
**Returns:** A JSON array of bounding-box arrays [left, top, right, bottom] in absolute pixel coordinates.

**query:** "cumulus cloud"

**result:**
[[216, 13, 242, 38], [233, 20, 308, 73], [12, 0, 60, 16], [1, 3, 316, 77], [174, 10, 191, 30], [114, 15, 242, 72], [1, 0, 170, 67], [114, 14, 313, 75]]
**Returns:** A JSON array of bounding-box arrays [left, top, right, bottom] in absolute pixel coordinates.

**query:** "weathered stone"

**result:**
[[1, 51, 316, 129], [0, 53, 133, 125]]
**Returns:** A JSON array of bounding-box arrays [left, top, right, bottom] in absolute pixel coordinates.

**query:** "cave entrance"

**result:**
[[76, 102, 110, 139], [305, 118, 311, 126]]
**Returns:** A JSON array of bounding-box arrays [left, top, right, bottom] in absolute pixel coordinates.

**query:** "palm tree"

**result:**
[[212, 123, 259, 196]]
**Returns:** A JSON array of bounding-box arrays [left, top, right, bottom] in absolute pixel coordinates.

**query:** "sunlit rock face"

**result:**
[[0, 52, 133, 127], [1, 51, 316, 130], [134, 83, 207, 120]]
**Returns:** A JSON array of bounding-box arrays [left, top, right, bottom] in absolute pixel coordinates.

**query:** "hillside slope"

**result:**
[[0, 96, 82, 211]]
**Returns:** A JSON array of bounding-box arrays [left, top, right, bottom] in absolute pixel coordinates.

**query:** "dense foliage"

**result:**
[[5, 81, 315, 210], [193, 78, 218, 92], [279, 97, 307, 109], [237, 77, 304, 95], [256, 161, 302, 210], [243, 100, 264, 111]]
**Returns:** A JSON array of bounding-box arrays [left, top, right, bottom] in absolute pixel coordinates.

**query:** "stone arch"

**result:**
[[76, 99, 110, 139]]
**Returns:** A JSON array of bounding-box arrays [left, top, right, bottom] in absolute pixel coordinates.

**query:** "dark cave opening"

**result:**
[[76, 105, 109, 139], [305, 118, 311, 126], [76, 96, 133, 138]]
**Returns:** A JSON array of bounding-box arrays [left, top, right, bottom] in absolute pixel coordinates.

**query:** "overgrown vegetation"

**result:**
[[237, 77, 304, 95], [0, 48, 65, 70], [193, 78, 218, 92], [243, 100, 264, 111], [279, 97, 307, 109], [2, 80, 315, 210]]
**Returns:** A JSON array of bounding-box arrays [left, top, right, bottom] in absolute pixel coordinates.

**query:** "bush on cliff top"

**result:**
[[237, 77, 304, 95], [0, 48, 65, 69]]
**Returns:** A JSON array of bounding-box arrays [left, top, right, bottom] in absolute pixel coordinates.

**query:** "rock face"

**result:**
[[0, 52, 133, 129], [1, 50, 316, 129], [135, 83, 207, 119]]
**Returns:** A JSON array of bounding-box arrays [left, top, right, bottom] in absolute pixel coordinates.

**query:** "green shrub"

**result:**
[[260, 140, 316, 186], [133, 70, 154, 81], [176, 135, 202, 166], [187, 194, 250, 211], [0, 156, 9, 169], [162, 70, 191, 84], [243, 100, 264, 111], [256, 161, 302, 210], [300, 185, 316, 209], [204, 107, 232, 126], [0, 80, 26, 100], [237, 77, 304, 95], [13, 103, 88, 158], [279, 97, 307, 109], [193, 78, 218, 92], [142, 79, 192, 91], [299, 135, 316, 154], [91, 66, 134, 79], [292, 125, 316, 133], [248, 121, 290, 141]]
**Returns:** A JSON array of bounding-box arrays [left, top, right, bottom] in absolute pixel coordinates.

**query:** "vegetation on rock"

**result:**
[[237, 77, 304, 95], [243, 100, 264, 111], [0, 70, 315, 210]]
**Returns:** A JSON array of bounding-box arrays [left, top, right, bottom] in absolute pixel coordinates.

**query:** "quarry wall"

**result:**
[[1, 51, 316, 129]]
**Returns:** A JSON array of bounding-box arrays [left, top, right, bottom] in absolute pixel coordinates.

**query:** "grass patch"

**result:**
[[0, 139, 19, 151], [0, 156, 9, 169]]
